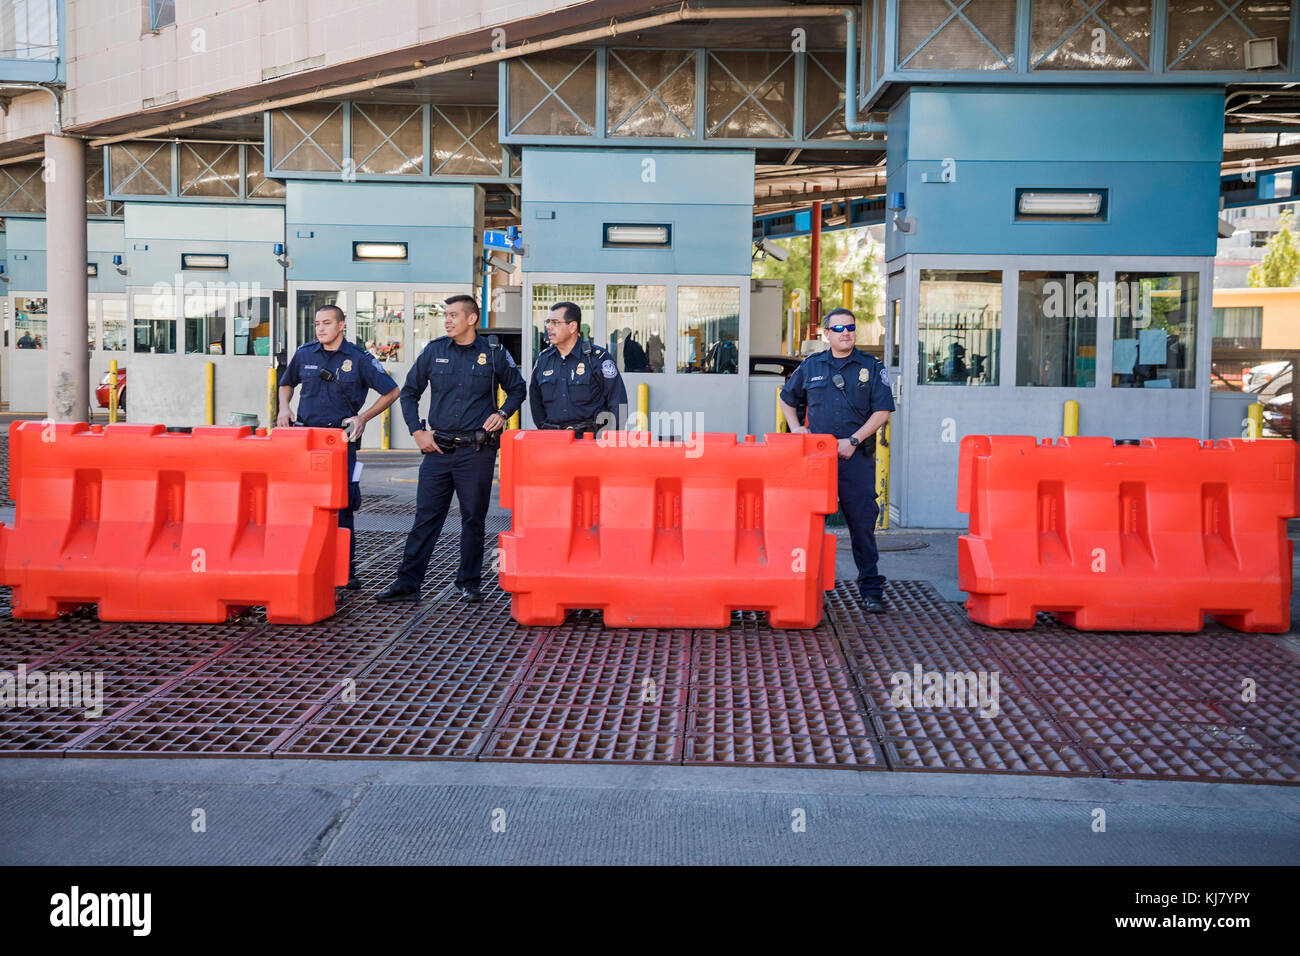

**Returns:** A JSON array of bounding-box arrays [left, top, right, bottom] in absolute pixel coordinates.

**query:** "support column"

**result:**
[[44, 133, 88, 422]]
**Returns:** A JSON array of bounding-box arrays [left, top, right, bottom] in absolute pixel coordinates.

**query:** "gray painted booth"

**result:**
[[883, 87, 1225, 528], [284, 180, 484, 450], [3, 217, 127, 414], [520, 146, 764, 437], [119, 203, 285, 429]]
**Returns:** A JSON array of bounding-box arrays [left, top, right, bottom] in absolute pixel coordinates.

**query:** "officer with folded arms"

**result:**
[[779, 307, 894, 613], [376, 294, 526, 604], [278, 304, 399, 589], [530, 301, 628, 435]]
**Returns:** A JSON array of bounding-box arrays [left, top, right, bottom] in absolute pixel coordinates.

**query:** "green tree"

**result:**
[[752, 227, 883, 338], [1248, 208, 1300, 287]]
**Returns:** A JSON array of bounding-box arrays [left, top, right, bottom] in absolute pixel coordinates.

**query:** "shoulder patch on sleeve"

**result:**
[[371, 358, 385, 374], [505, 350, 516, 367], [601, 359, 617, 379], [879, 366, 890, 386]]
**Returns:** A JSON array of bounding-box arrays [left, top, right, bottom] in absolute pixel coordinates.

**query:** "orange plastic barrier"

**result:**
[[957, 436, 1299, 632], [0, 421, 350, 624], [498, 431, 839, 628]]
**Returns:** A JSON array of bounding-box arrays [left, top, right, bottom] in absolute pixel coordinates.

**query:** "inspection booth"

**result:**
[[282, 180, 485, 450], [4, 217, 128, 414]]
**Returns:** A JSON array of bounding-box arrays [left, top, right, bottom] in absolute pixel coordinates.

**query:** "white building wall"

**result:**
[[0, 0, 594, 142]]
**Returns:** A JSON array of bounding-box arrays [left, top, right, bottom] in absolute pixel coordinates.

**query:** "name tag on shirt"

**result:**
[[435, 357, 450, 363]]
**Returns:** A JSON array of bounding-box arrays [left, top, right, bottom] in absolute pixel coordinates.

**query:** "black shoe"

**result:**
[[861, 594, 887, 614], [344, 574, 363, 590], [375, 584, 421, 603], [457, 585, 484, 603]]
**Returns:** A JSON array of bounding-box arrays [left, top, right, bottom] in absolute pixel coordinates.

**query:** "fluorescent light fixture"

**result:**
[[181, 253, 229, 270], [603, 223, 671, 247], [1017, 192, 1103, 216], [353, 241, 408, 261], [87, 263, 98, 277]]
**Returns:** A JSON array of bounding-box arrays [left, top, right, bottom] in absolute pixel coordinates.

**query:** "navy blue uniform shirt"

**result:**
[[401, 333, 526, 434], [781, 348, 895, 453], [529, 339, 629, 428], [282, 339, 398, 427]]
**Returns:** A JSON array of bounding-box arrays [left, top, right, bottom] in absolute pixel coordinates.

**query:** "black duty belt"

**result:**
[[433, 429, 498, 452]]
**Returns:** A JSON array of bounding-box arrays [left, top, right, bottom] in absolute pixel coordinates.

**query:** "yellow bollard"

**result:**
[[1063, 399, 1079, 437], [775, 390, 788, 432], [267, 366, 277, 430], [842, 279, 853, 311], [205, 361, 215, 426], [1247, 402, 1264, 439], [637, 381, 650, 432], [108, 359, 118, 424], [875, 419, 890, 531], [497, 386, 520, 430], [381, 405, 391, 449]]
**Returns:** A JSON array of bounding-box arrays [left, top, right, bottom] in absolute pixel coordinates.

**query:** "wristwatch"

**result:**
[[849, 436, 860, 447]]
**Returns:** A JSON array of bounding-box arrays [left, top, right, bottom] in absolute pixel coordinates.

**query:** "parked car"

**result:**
[[1243, 360, 1290, 394], [1263, 390, 1293, 439], [96, 367, 126, 411], [749, 354, 801, 380]]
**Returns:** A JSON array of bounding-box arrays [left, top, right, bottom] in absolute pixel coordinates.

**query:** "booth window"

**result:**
[[132, 292, 177, 354], [184, 290, 227, 355], [1112, 272, 1197, 388], [102, 298, 128, 351], [14, 297, 47, 349], [530, 283, 594, 357], [232, 295, 270, 356], [607, 285, 667, 372], [1016, 271, 1098, 387], [413, 293, 446, 353], [295, 290, 341, 350], [918, 270, 1002, 385], [677, 286, 740, 374], [86, 298, 97, 350], [354, 290, 405, 362]]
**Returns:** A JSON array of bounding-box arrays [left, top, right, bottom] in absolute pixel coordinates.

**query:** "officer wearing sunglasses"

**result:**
[[779, 307, 894, 613]]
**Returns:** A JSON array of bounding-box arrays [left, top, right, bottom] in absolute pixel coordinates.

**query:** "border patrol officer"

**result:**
[[376, 294, 526, 604], [278, 304, 400, 589], [530, 301, 628, 435], [779, 307, 894, 613]]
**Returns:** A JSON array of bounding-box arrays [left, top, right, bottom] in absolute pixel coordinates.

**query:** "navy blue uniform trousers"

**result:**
[[340, 441, 359, 573], [839, 450, 884, 598], [395, 445, 496, 591]]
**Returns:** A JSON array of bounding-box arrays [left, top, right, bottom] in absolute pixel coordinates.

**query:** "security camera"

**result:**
[[754, 237, 790, 262], [486, 252, 514, 273]]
